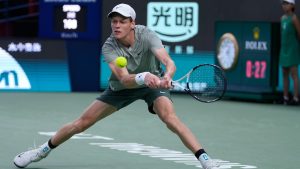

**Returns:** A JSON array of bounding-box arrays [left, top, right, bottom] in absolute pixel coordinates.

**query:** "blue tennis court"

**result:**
[[0, 92, 299, 169]]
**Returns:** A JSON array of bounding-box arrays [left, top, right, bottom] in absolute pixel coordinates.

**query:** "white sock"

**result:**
[[199, 153, 220, 168], [199, 153, 210, 163], [39, 142, 52, 155]]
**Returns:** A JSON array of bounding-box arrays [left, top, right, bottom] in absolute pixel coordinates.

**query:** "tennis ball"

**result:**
[[115, 56, 127, 68]]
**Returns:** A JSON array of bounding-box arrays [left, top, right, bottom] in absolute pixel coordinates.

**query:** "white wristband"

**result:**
[[135, 72, 149, 85]]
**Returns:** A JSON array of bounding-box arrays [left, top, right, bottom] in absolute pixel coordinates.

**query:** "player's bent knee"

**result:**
[[72, 118, 93, 133], [161, 114, 179, 129], [73, 124, 86, 133]]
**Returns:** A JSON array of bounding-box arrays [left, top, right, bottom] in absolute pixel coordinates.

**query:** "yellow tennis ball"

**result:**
[[115, 56, 127, 68]]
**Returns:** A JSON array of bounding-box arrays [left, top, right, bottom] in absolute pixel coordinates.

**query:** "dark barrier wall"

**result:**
[[3, 1, 296, 92], [66, 41, 101, 92], [102, 0, 300, 51]]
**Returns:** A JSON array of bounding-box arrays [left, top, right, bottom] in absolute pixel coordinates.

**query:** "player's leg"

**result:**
[[51, 100, 116, 146], [153, 96, 202, 152], [290, 66, 299, 104], [282, 67, 290, 104], [152, 96, 219, 169], [13, 100, 117, 168]]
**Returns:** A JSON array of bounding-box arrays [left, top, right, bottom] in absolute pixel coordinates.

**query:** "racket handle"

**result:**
[[170, 81, 174, 87], [171, 81, 185, 90]]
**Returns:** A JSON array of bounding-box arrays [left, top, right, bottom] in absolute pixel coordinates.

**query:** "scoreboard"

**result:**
[[215, 21, 280, 96], [53, 4, 87, 32], [39, 0, 101, 40]]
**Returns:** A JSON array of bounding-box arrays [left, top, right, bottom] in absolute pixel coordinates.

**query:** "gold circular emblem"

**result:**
[[217, 33, 239, 70]]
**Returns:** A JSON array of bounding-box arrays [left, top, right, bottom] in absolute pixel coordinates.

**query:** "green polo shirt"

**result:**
[[102, 25, 165, 91]]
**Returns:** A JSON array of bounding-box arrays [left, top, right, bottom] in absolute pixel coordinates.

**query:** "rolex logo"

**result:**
[[253, 27, 260, 40]]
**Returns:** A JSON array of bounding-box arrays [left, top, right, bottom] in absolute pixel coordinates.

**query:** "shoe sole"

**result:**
[[14, 161, 25, 168]]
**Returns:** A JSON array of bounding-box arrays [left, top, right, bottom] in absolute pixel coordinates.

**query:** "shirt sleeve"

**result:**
[[145, 28, 164, 52], [101, 42, 118, 63]]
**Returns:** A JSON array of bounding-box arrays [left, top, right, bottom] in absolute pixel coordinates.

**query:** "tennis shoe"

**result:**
[[199, 153, 220, 169], [13, 144, 51, 168], [288, 98, 299, 106]]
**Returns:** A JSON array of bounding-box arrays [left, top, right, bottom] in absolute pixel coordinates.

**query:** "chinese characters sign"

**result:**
[[147, 2, 199, 42]]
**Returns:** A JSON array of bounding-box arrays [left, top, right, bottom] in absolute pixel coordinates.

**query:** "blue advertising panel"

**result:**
[[0, 39, 71, 92], [39, 0, 101, 40]]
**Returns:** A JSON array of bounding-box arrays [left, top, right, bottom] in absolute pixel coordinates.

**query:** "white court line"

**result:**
[[39, 132, 257, 169]]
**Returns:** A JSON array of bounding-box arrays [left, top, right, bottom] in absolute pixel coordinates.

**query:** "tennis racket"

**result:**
[[171, 64, 227, 103]]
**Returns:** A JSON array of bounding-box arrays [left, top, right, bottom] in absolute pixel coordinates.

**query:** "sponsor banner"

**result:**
[[0, 39, 71, 91]]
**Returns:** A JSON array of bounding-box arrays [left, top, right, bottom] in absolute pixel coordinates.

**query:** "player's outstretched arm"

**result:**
[[153, 47, 176, 89], [108, 62, 161, 89]]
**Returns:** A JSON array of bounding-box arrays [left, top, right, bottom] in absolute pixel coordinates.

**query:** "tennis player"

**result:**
[[13, 3, 219, 169]]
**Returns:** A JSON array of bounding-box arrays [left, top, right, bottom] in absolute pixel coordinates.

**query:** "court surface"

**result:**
[[0, 92, 299, 169]]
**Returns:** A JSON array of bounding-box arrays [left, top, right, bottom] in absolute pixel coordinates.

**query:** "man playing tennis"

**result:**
[[13, 3, 219, 169]]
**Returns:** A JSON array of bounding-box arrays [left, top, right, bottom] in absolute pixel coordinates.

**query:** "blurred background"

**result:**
[[1, 0, 300, 102]]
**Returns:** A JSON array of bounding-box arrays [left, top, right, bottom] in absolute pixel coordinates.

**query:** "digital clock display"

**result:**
[[245, 60, 266, 79]]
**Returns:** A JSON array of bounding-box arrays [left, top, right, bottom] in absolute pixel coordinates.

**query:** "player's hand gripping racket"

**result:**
[[171, 64, 227, 103]]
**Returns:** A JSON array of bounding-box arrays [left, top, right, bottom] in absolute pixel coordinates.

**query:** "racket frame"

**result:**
[[171, 64, 227, 103]]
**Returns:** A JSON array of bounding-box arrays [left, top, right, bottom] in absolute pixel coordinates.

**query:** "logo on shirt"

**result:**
[[147, 2, 199, 42]]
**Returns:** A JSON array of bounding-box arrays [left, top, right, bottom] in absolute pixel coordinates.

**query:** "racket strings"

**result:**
[[187, 65, 226, 102]]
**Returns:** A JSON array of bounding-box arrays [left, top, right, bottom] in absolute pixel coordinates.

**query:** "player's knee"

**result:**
[[162, 114, 178, 128], [71, 123, 84, 133], [72, 118, 93, 133]]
